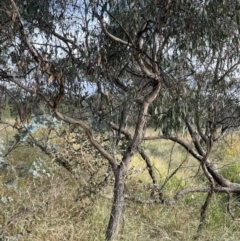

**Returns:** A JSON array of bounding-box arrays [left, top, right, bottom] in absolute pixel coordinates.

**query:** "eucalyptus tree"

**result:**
[[92, 1, 240, 239], [1, 0, 240, 240]]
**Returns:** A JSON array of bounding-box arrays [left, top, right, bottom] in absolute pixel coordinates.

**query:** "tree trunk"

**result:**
[[106, 165, 126, 241], [105, 83, 162, 240]]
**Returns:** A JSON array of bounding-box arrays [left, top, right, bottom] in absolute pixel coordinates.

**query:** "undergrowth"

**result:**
[[1, 125, 240, 240]]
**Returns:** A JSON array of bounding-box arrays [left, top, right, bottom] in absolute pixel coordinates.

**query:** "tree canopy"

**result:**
[[1, 0, 240, 240]]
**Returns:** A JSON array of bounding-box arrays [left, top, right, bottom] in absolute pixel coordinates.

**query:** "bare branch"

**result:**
[[106, 10, 135, 47], [161, 145, 188, 190], [94, 10, 133, 47]]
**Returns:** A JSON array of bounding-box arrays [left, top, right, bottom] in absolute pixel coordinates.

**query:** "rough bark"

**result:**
[[106, 165, 126, 241]]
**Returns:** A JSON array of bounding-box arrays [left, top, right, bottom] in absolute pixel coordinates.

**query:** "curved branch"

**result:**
[[94, 10, 133, 47], [160, 135, 203, 161], [55, 111, 118, 171], [106, 10, 135, 47], [135, 27, 159, 80], [160, 134, 240, 188]]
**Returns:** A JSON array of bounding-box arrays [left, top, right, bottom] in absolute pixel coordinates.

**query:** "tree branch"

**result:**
[[55, 111, 118, 171], [8, 0, 41, 63], [94, 10, 133, 47], [185, 118, 205, 156], [109, 122, 160, 192], [174, 186, 240, 202]]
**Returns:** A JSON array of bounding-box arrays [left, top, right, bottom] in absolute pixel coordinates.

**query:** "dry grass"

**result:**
[[1, 126, 240, 240]]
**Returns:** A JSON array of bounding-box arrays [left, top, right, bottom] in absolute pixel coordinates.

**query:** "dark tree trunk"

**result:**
[[106, 165, 126, 241]]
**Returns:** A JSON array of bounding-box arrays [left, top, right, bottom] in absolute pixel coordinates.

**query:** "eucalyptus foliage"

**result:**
[[1, 0, 240, 240]]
